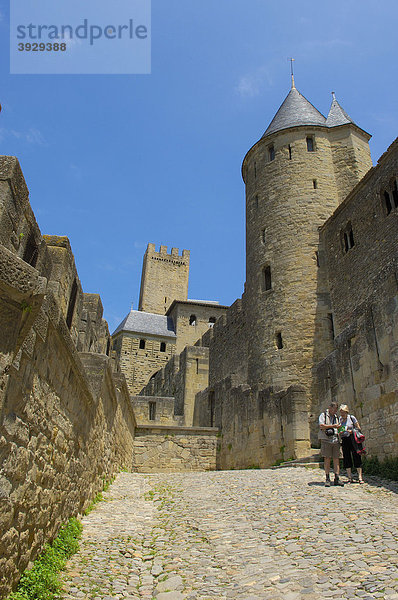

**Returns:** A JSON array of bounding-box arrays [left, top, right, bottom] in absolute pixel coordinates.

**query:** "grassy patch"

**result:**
[[7, 517, 82, 600], [362, 455, 398, 481]]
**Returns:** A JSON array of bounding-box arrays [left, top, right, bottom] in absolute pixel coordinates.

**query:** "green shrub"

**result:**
[[8, 517, 82, 600], [362, 456, 398, 481]]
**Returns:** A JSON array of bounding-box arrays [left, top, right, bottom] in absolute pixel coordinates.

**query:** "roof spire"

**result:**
[[289, 57, 295, 89], [326, 92, 356, 127]]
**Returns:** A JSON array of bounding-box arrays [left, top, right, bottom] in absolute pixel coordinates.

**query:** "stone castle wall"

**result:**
[[140, 346, 209, 427], [168, 301, 227, 354], [131, 395, 183, 426], [133, 425, 218, 472], [320, 138, 398, 334], [194, 381, 310, 469], [113, 331, 176, 395], [314, 139, 398, 456], [138, 244, 190, 315], [0, 157, 136, 599]]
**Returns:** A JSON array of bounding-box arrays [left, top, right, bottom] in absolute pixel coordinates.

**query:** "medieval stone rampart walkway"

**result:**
[[61, 468, 398, 600]]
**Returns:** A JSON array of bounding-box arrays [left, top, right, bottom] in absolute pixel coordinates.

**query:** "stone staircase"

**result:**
[[271, 450, 323, 469]]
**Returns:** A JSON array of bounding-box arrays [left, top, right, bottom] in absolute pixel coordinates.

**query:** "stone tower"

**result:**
[[138, 243, 190, 314], [241, 80, 372, 395]]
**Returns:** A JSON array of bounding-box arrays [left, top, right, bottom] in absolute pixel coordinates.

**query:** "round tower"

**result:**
[[242, 81, 372, 394]]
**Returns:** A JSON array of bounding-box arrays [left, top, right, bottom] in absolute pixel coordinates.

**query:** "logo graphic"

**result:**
[[10, 0, 151, 74]]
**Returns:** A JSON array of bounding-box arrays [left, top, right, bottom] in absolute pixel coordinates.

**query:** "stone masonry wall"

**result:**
[[313, 281, 398, 458], [320, 137, 398, 334], [139, 347, 209, 427], [133, 426, 218, 472], [113, 331, 176, 395], [200, 299, 248, 388], [313, 139, 398, 456], [168, 302, 228, 354], [194, 381, 310, 469], [0, 157, 136, 599], [131, 395, 183, 426]]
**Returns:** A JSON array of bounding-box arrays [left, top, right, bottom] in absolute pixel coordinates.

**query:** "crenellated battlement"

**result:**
[[146, 242, 190, 261]]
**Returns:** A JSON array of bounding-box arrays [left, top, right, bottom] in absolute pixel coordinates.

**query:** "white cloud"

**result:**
[[236, 76, 260, 98], [235, 66, 274, 99], [0, 127, 46, 145], [25, 128, 46, 145]]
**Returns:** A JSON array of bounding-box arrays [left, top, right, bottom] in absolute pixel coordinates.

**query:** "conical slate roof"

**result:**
[[263, 86, 326, 138], [326, 93, 355, 127]]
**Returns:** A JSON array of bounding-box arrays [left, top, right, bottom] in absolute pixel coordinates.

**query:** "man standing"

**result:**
[[319, 401, 344, 487]]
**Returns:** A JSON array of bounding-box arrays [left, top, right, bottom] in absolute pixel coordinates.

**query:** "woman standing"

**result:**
[[339, 404, 364, 484]]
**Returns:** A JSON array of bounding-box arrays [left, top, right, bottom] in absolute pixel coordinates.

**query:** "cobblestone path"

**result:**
[[61, 468, 398, 600]]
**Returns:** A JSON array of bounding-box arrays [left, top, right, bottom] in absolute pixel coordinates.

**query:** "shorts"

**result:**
[[321, 441, 340, 459]]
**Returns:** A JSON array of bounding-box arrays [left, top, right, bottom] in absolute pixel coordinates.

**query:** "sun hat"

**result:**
[[339, 404, 349, 413]]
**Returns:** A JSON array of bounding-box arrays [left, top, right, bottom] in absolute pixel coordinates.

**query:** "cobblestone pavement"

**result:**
[[61, 468, 398, 600]]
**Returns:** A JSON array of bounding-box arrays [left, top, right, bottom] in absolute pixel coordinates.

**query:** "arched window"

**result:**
[[189, 315, 197, 326]]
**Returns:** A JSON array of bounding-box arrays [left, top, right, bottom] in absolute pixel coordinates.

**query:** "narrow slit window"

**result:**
[[261, 228, 266, 244], [313, 179, 317, 189], [209, 392, 215, 427], [276, 332, 283, 349], [66, 279, 78, 330], [263, 265, 272, 291], [254, 161, 257, 178], [139, 339, 146, 349], [384, 191, 392, 215], [306, 136, 314, 152], [149, 402, 156, 421], [288, 144, 292, 160], [268, 145, 275, 161], [196, 358, 199, 374], [160, 342, 166, 352], [342, 223, 355, 253], [327, 313, 335, 340], [392, 181, 398, 208]]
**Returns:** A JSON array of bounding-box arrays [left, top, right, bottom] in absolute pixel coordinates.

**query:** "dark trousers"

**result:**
[[341, 435, 362, 469]]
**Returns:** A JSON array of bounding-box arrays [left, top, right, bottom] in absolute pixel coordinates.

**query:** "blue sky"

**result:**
[[1, 0, 397, 332]]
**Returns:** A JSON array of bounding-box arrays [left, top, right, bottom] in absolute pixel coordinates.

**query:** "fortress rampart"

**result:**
[[0, 157, 136, 599]]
